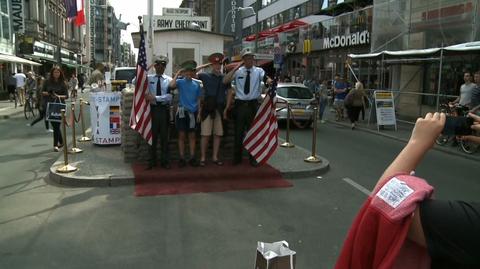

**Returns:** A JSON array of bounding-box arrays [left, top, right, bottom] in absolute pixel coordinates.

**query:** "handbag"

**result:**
[[46, 97, 66, 122], [344, 90, 354, 106]]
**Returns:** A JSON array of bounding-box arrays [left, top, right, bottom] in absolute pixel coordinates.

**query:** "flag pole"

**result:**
[[147, 0, 154, 69]]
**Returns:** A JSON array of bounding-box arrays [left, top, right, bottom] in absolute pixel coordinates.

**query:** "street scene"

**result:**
[[1, 0, 480, 268]]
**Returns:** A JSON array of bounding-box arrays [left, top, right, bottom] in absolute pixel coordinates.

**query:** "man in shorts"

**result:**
[[333, 74, 347, 121], [169, 60, 202, 167], [196, 53, 230, 166]]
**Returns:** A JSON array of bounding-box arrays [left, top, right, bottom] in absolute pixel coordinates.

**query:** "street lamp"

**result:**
[[221, 6, 256, 33]]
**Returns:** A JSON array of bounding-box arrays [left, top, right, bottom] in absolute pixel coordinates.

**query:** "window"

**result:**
[[277, 87, 313, 99], [0, 0, 7, 13], [2, 15, 9, 39]]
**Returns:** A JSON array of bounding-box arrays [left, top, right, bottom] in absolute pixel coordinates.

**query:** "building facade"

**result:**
[[239, 0, 372, 79], [90, 0, 128, 70], [17, 0, 83, 76]]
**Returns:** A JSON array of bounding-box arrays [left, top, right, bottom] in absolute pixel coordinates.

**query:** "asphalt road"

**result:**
[[0, 101, 478, 269]]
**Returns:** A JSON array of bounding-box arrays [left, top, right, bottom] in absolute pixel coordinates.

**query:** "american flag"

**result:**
[[129, 29, 152, 145], [243, 79, 279, 165]]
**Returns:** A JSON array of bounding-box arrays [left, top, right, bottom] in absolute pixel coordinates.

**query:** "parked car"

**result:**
[[271, 83, 316, 128]]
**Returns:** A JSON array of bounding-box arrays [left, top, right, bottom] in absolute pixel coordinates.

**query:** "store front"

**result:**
[[242, 7, 373, 84]]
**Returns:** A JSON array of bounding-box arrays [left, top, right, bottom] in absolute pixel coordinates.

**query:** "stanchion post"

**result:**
[[304, 106, 321, 163], [69, 103, 83, 153], [78, 98, 91, 142], [56, 109, 78, 173], [280, 102, 294, 148]]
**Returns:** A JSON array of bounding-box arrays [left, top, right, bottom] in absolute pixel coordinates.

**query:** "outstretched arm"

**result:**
[[376, 112, 446, 248]]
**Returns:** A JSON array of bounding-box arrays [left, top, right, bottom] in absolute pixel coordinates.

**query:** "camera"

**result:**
[[441, 116, 474, 136]]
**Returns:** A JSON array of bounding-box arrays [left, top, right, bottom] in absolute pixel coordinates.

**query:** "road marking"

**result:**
[[342, 177, 371, 196]]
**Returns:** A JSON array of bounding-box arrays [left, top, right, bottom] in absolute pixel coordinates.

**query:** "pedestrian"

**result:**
[[144, 55, 173, 170], [196, 52, 230, 167], [223, 48, 272, 166], [78, 73, 85, 93], [88, 63, 105, 86], [28, 76, 51, 132], [335, 112, 480, 268], [25, 71, 37, 103], [43, 66, 69, 152], [68, 73, 78, 100], [7, 73, 16, 102], [317, 79, 329, 123], [470, 70, 480, 114], [333, 74, 348, 121], [169, 60, 202, 167], [345, 81, 367, 129], [14, 69, 27, 106]]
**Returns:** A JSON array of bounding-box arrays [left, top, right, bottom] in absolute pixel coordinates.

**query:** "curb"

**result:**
[[278, 156, 330, 179], [49, 161, 134, 187], [1, 110, 24, 119], [326, 120, 480, 162]]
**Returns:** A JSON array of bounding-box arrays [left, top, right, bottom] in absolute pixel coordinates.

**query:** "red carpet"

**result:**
[[133, 160, 292, 196]]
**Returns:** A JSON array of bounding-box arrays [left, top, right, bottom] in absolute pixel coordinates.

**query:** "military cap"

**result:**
[[240, 48, 255, 58], [208, 53, 224, 64], [181, 60, 197, 71], [154, 55, 169, 65]]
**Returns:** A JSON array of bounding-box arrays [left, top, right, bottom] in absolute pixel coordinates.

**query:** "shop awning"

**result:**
[[348, 41, 480, 59], [0, 54, 41, 66], [444, 41, 480, 51]]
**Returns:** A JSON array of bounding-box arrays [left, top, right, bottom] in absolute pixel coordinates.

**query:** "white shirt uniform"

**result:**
[[234, 66, 265, 101], [14, 73, 26, 88], [147, 73, 172, 105]]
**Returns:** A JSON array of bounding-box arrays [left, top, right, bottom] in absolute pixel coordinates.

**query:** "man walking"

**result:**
[[196, 53, 231, 166], [145, 55, 173, 170], [14, 69, 27, 106], [88, 63, 105, 86], [223, 48, 271, 166]]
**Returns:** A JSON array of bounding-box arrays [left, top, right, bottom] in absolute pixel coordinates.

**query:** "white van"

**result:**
[[112, 67, 136, 83]]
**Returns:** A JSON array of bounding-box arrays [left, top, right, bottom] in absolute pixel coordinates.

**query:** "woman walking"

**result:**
[[43, 67, 69, 151], [69, 73, 78, 100], [346, 82, 367, 129]]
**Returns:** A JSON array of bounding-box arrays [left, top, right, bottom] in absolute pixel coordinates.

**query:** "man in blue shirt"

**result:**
[[145, 55, 172, 169], [196, 53, 231, 166], [333, 74, 348, 121], [169, 60, 202, 167]]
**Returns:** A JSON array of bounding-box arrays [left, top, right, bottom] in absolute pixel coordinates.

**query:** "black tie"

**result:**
[[156, 76, 162, 96], [244, 70, 250, 95]]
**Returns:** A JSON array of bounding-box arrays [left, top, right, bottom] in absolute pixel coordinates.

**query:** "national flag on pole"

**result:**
[[129, 29, 153, 145], [64, 0, 86, 26], [74, 0, 86, 26], [243, 79, 279, 165]]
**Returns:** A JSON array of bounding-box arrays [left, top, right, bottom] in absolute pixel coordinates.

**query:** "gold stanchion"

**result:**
[[56, 109, 78, 173], [280, 102, 294, 148], [69, 103, 83, 153], [78, 98, 91, 142], [304, 106, 322, 163]]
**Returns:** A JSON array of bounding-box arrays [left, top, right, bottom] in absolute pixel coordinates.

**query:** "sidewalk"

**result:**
[[0, 100, 24, 119], [49, 135, 330, 187], [323, 107, 480, 162]]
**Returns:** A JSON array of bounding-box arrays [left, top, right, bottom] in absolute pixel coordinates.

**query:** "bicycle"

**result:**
[[435, 103, 479, 154], [24, 90, 36, 120]]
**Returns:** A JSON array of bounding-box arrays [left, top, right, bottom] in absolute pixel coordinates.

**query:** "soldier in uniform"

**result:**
[[145, 55, 173, 169], [223, 48, 272, 166]]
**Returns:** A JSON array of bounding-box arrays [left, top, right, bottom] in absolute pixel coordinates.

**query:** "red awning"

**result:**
[[225, 60, 273, 72], [243, 19, 308, 42], [280, 19, 308, 31]]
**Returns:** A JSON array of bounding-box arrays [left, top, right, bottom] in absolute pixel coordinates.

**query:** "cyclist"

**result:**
[[449, 71, 475, 111]]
